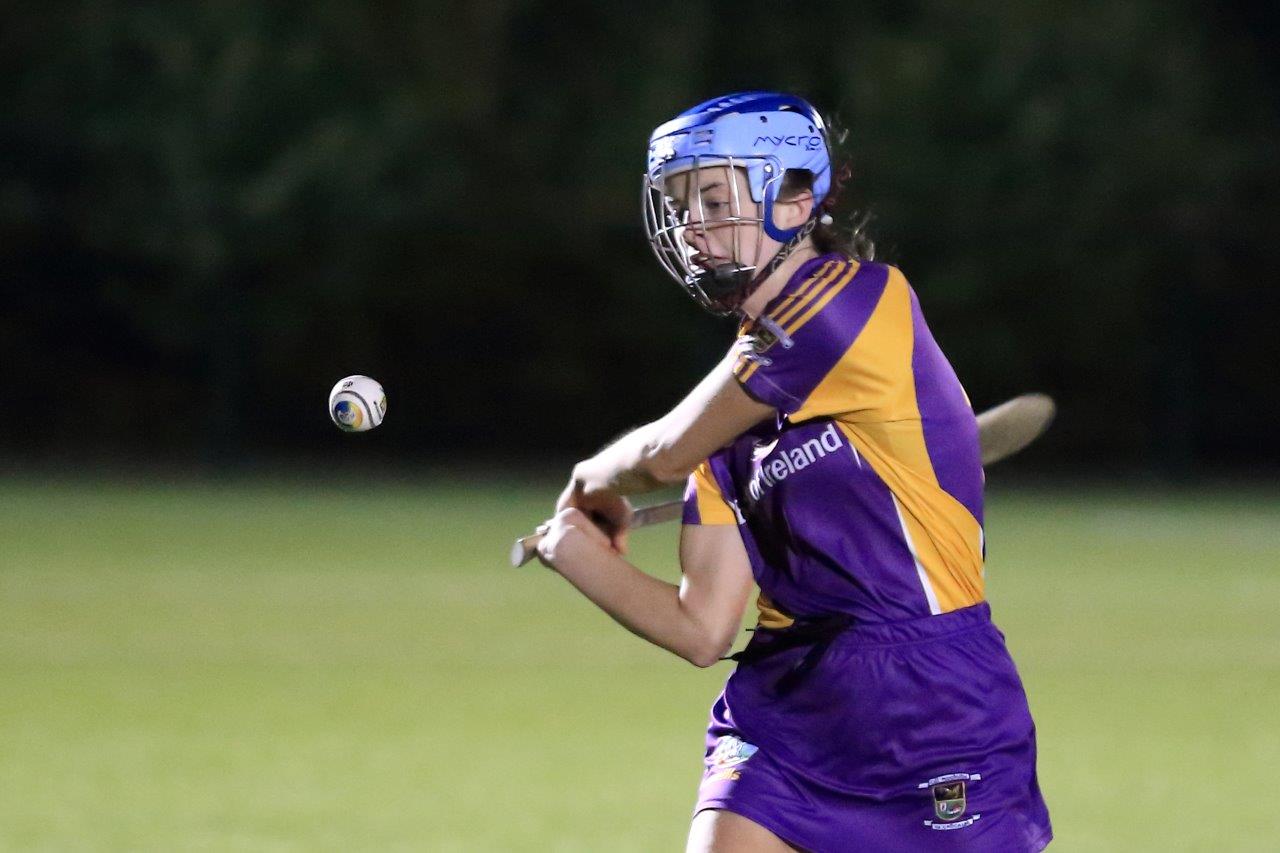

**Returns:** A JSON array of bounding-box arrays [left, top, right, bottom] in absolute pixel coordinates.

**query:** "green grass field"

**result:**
[[1, 477, 1276, 851]]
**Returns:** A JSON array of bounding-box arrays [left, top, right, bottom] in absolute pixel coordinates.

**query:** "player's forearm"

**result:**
[[572, 420, 689, 496], [544, 530, 727, 667]]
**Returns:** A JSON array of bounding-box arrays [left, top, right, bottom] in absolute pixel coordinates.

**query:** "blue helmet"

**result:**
[[643, 91, 833, 313]]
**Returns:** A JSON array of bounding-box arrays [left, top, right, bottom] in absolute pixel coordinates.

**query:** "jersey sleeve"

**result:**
[[681, 460, 739, 525], [733, 261, 909, 422]]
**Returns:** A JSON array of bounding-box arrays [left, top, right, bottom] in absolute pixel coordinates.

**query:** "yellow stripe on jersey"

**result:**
[[733, 315, 759, 381], [790, 267, 984, 612], [839, 419, 985, 612], [791, 265, 910, 423], [734, 261, 840, 385], [782, 261, 859, 337], [734, 261, 855, 386], [688, 460, 738, 525], [761, 259, 837, 325], [769, 259, 846, 327]]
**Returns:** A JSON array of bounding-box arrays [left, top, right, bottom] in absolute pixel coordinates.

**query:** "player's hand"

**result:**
[[535, 507, 612, 569], [555, 476, 633, 555]]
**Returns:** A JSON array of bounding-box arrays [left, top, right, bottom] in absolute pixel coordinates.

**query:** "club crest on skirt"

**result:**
[[918, 772, 983, 830], [933, 781, 966, 821]]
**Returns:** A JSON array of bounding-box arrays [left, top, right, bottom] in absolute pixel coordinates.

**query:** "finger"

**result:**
[[594, 501, 632, 535], [588, 509, 615, 536], [562, 508, 612, 547], [555, 478, 586, 513], [532, 533, 554, 567], [611, 528, 629, 556]]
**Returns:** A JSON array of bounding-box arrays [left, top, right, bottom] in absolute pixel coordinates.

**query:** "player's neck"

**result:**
[[740, 242, 819, 319]]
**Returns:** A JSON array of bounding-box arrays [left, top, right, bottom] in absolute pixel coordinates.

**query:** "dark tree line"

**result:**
[[4, 1, 1277, 470]]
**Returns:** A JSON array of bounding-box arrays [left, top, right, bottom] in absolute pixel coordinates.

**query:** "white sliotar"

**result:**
[[328, 375, 387, 432]]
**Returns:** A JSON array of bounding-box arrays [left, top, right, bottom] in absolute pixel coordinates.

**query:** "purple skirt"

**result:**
[[695, 602, 1052, 852]]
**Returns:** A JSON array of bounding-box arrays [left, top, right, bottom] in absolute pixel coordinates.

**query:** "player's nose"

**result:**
[[682, 224, 709, 252]]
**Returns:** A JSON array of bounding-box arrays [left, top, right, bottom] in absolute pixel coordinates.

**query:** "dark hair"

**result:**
[[778, 121, 875, 261]]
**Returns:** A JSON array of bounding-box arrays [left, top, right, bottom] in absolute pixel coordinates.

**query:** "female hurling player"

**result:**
[[535, 91, 1052, 853]]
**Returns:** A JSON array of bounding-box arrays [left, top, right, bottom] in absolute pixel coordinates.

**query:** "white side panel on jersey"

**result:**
[[893, 495, 942, 616]]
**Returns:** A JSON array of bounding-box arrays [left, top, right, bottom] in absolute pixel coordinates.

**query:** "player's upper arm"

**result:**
[[677, 521, 755, 667], [643, 351, 775, 483]]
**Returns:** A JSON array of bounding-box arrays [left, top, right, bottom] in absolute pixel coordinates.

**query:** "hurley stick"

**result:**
[[510, 392, 1055, 568]]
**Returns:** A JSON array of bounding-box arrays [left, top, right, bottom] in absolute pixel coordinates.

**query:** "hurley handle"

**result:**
[[509, 499, 684, 568]]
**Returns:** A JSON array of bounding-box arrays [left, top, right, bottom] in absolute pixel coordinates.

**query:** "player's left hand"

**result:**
[[535, 507, 612, 569], [555, 477, 633, 555]]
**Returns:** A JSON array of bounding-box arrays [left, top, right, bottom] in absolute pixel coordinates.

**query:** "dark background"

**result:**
[[5, 1, 1278, 473]]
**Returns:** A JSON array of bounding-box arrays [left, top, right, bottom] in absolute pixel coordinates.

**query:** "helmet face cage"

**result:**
[[643, 155, 783, 315]]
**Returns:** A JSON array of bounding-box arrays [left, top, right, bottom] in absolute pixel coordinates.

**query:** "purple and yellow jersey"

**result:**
[[682, 253, 985, 624]]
